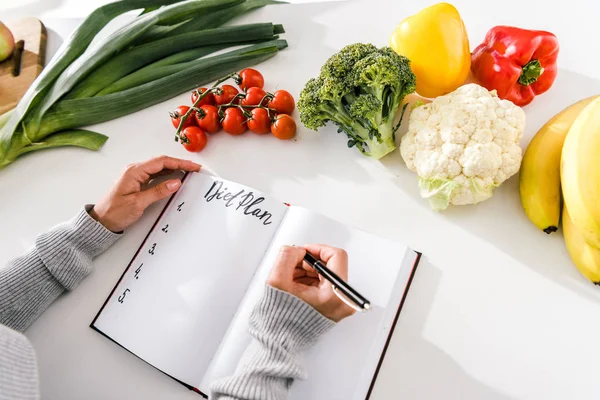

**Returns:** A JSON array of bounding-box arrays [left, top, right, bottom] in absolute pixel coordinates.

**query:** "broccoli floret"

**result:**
[[298, 43, 416, 159], [320, 43, 378, 81]]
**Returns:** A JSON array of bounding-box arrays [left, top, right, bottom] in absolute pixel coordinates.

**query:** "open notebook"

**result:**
[[92, 172, 421, 399]]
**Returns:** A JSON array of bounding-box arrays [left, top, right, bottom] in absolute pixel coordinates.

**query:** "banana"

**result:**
[[519, 96, 598, 234], [561, 97, 600, 248], [562, 206, 600, 284]]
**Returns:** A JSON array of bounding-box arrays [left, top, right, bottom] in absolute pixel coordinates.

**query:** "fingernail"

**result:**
[[167, 180, 181, 191]]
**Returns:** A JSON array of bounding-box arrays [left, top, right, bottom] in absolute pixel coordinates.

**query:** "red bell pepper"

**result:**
[[471, 26, 559, 106]]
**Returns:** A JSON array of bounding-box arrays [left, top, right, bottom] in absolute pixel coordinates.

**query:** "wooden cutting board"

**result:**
[[0, 18, 47, 115]]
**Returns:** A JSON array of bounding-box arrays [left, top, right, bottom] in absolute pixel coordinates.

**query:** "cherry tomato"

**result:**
[[170, 105, 196, 130], [181, 126, 207, 152], [236, 68, 264, 90], [241, 87, 267, 107], [195, 105, 221, 134], [271, 114, 296, 140], [214, 84, 240, 105], [267, 90, 295, 115], [247, 108, 272, 134], [191, 87, 215, 106], [221, 107, 248, 135]]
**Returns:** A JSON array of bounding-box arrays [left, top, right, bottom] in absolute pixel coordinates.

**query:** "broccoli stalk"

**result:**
[[298, 43, 416, 159]]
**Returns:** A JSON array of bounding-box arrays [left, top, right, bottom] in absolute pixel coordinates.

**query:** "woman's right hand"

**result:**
[[267, 244, 356, 322]]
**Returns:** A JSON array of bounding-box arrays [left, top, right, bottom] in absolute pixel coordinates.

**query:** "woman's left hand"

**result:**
[[90, 155, 201, 232]]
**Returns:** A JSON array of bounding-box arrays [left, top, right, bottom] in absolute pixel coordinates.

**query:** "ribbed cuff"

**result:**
[[250, 285, 335, 352], [35, 205, 121, 290]]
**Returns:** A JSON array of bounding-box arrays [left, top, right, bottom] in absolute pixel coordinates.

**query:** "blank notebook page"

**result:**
[[202, 206, 416, 399]]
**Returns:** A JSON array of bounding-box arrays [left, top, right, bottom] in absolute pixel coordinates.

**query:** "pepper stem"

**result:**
[[518, 59, 544, 86]]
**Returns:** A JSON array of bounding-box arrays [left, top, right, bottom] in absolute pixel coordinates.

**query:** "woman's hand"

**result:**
[[90, 156, 201, 232], [267, 244, 356, 322]]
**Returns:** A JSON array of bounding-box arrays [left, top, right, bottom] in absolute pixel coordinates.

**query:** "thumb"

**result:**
[[135, 179, 181, 210]]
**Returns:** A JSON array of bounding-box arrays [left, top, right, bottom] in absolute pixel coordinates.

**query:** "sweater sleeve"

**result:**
[[0, 205, 120, 332], [210, 285, 335, 400], [0, 324, 39, 400]]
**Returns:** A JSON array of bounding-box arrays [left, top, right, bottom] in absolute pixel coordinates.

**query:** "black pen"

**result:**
[[303, 252, 371, 311]]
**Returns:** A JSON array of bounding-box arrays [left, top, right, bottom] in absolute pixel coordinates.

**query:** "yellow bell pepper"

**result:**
[[390, 3, 470, 98]]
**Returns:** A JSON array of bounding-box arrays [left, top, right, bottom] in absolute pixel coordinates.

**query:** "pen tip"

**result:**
[[364, 303, 371, 311]]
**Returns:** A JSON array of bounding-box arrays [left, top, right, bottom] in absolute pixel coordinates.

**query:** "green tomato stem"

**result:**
[[174, 72, 236, 141]]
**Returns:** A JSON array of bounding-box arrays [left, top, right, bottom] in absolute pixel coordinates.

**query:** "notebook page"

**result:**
[[199, 206, 417, 398], [93, 173, 288, 387]]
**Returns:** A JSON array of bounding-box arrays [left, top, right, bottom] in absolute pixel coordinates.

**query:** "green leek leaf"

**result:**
[[67, 23, 279, 99], [15, 129, 108, 157], [97, 37, 283, 96], [0, 129, 108, 170], [137, 0, 284, 44]]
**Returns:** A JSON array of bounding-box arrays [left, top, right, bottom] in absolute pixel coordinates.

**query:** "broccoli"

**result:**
[[298, 43, 416, 159]]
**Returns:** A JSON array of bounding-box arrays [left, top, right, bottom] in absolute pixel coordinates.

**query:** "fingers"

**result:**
[[293, 266, 318, 279], [302, 244, 349, 281], [266, 246, 306, 291], [149, 169, 176, 179], [116, 156, 201, 195], [138, 155, 201, 176], [133, 179, 182, 210], [267, 244, 355, 322], [294, 276, 320, 286], [123, 156, 201, 185]]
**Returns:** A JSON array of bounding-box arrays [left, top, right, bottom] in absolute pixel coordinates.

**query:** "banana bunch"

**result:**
[[520, 95, 600, 284]]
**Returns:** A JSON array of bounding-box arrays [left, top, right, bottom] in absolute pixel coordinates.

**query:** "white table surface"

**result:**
[[2, 0, 600, 399]]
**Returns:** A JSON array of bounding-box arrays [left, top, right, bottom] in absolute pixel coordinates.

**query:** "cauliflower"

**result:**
[[400, 83, 526, 210]]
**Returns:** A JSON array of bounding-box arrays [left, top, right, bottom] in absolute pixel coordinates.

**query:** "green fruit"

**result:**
[[0, 22, 15, 62]]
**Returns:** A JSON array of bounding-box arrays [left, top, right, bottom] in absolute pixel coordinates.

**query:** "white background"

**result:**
[[1, 0, 600, 399]]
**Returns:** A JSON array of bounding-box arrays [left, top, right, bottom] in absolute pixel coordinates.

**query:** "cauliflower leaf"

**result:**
[[418, 178, 459, 211]]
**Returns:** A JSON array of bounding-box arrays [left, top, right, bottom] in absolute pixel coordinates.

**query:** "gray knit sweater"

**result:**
[[0, 207, 334, 400]]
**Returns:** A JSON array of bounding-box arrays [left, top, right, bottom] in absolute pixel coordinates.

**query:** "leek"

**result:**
[[166, 0, 284, 36], [0, 0, 190, 151], [98, 38, 284, 95], [12, 130, 108, 158], [0, 110, 13, 130], [137, 44, 232, 68], [31, 0, 244, 133], [67, 23, 281, 99], [137, 0, 282, 43]]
